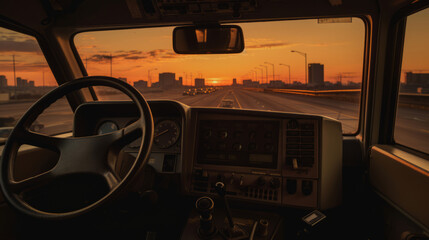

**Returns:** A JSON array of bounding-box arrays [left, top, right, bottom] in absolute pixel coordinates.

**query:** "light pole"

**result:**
[[291, 50, 307, 85], [255, 67, 263, 85], [279, 63, 291, 85], [251, 69, 258, 82], [260, 64, 269, 84], [148, 68, 157, 87], [250, 70, 257, 82], [264, 61, 275, 82]]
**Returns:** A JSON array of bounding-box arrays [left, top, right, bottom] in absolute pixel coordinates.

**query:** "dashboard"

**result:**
[[74, 100, 342, 210]]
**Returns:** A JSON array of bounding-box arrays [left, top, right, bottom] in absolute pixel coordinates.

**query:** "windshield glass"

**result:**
[[74, 18, 364, 133]]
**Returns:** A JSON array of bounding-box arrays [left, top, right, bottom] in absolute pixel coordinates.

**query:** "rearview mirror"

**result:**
[[173, 25, 244, 54]]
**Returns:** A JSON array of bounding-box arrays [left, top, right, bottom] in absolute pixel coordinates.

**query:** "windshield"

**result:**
[[74, 18, 364, 133]]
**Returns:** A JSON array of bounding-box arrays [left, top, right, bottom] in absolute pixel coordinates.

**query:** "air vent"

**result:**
[[285, 120, 316, 168]]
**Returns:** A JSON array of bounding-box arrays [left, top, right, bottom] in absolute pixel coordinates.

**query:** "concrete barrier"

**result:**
[[244, 88, 429, 109], [0, 93, 10, 102]]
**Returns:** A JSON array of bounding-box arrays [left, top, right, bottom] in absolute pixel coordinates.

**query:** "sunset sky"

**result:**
[[0, 11, 428, 87]]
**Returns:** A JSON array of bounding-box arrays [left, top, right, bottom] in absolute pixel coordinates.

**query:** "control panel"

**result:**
[[192, 169, 282, 204], [189, 112, 342, 210]]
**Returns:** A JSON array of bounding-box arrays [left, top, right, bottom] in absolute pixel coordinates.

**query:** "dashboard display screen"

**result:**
[[196, 119, 279, 169]]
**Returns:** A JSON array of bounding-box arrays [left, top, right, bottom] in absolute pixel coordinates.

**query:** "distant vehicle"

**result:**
[[183, 89, 196, 96], [220, 99, 234, 108]]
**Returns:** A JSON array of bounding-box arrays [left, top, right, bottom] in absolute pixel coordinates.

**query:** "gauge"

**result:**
[[154, 120, 180, 149], [97, 121, 118, 135]]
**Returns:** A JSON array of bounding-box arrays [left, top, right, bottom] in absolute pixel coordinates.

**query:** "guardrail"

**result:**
[[243, 88, 429, 108]]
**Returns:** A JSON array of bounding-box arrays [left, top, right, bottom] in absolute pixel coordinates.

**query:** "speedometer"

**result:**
[[154, 120, 180, 149]]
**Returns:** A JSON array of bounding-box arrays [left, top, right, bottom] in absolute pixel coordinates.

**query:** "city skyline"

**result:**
[[0, 13, 428, 87]]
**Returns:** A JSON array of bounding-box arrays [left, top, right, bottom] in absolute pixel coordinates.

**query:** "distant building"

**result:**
[[17, 77, 28, 88], [118, 77, 128, 83], [134, 80, 148, 88], [242, 79, 252, 87], [269, 80, 284, 88], [151, 82, 160, 88], [177, 77, 183, 87], [159, 72, 176, 89], [232, 78, 237, 86], [406, 72, 429, 88], [28, 81, 35, 87], [308, 63, 324, 86], [195, 78, 205, 88], [0, 75, 7, 87]]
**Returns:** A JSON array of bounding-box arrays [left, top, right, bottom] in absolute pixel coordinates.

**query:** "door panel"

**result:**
[[369, 145, 429, 234]]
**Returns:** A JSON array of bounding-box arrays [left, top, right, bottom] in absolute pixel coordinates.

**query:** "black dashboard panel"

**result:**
[[196, 119, 279, 169]]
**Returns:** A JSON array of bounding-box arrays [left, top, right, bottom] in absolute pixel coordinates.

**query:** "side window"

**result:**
[[0, 27, 73, 143], [395, 8, 429, 154]]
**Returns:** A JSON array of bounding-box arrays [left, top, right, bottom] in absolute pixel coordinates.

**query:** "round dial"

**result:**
[[154, 120, 180, 149], [97, 121, 118, 135]]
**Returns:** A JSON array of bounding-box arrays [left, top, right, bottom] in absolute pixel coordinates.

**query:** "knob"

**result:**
[[257, 176, 266, 187], [215, 182, 226, 197], [270, 178, 280, 189], [302, 180, 313, 196], [239, 176, 244, 186], [232, 143, 242, 151], [256, 219, 269, 237], [229, 172, 235, 185]]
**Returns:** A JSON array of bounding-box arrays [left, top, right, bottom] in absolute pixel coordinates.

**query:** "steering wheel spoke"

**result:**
[[17, 130, 63, 152], [121, 120, 144, 145], [9, 171, 54, 194], [104, 170, 120, 191]]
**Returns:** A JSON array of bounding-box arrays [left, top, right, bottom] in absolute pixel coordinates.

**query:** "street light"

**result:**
[[255, 67, 263, 85], [250, 70, 257, 82], [279, 63, 291, 85], [148, 68, 157, 87], [259, 64, 268, 84], [291, 50, 307, 85], [264, 61, 275, 82]]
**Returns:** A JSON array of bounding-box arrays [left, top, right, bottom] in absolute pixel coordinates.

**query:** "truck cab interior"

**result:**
[[0, 0, 428, 239]]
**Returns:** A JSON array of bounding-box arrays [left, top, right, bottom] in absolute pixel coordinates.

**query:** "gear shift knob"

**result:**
[[196, 196, 214, 219]]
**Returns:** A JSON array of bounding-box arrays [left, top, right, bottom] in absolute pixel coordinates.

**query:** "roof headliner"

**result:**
[[0, 0, 415, 34]]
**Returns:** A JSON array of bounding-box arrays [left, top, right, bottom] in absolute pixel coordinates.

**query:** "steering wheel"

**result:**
[[0, 76, 154, 219]]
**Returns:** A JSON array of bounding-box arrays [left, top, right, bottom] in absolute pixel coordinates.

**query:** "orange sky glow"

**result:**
[[0, 12, 428, 87]]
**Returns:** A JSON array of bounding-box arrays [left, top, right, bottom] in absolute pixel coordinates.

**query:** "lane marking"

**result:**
[[217, 91, 232, 107], [231, 90, 242, 109]]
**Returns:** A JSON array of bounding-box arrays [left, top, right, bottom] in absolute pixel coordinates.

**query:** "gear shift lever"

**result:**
[[195, 196, 217, 238], [214, 182, 248, 240]]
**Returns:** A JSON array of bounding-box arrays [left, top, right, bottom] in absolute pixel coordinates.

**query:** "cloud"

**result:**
[[87, 49, 180, 63], [247, 42, 291, 49], [0, 61, 48, 72], [0, 38, 40, 53]]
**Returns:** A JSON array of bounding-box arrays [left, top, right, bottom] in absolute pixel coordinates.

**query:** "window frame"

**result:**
[[386, 3, 429, 158]]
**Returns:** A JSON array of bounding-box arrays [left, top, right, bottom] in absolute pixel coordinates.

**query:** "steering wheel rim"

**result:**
[[0, 76, 154, 220]]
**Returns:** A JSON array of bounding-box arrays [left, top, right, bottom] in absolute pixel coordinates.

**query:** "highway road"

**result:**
[[0, 87, 427, 153]]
